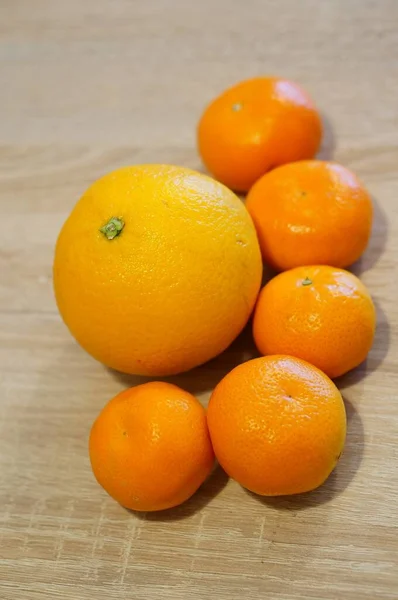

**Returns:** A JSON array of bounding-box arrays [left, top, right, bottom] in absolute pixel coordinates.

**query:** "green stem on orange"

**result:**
[[302, 277, 313, 286], [100, 217, 124, 240]]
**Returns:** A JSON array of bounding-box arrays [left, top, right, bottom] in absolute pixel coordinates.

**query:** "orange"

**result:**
[[253, 266, 376, 378], [207, 355, 346, 496], [197, 77, 322, 192], [89, 382, 215, 511], [246, 160, 373, 271], [53, 165, 262, 376]]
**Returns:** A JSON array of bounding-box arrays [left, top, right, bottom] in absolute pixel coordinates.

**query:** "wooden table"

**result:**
[[1, 1, 397, 598]]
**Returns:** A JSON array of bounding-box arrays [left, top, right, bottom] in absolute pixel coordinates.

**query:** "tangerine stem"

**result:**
[[100, 217, 124, 240], [302, 277, 313, 286]]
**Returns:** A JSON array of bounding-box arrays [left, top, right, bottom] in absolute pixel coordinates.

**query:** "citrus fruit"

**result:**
[[207, 355, 346, 496], [246, 160, 373, 271], [197, 77, 322, 192], [89, 382, 215, 511], [253, 266, 376, 378], [53, 165, 262, 376]]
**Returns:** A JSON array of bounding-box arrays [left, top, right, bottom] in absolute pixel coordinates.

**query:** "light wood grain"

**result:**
[[1, 1, 398, 598]]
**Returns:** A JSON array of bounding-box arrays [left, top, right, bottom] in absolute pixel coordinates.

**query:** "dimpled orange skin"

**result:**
[[207, 355, 346, 496], [246, 160, 373, 271], [53, 165, 262, 376], [253, 266, 376, 379], [197, 77, 322, 192], [89, 382, 215, 511]]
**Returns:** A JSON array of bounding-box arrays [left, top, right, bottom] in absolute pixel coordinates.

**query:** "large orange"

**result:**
[[53, 165, 262, 376], [207, 355, 346, 496], [89, 382, 215, 511], [197, 77, 322, 192], [246, 160, 373, 271], [253, 266, 376, 378]]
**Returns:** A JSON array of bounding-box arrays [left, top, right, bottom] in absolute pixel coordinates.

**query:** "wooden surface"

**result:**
[[1, 1, 398, 598]]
